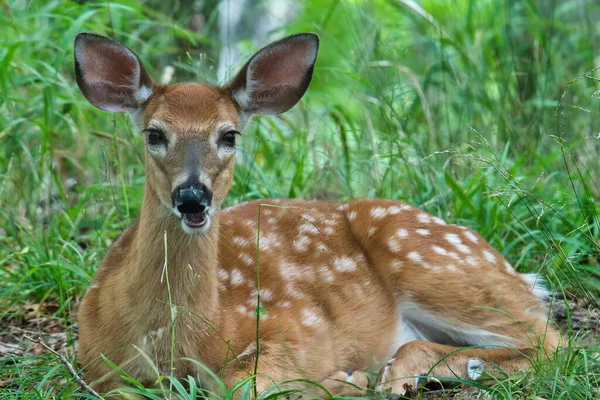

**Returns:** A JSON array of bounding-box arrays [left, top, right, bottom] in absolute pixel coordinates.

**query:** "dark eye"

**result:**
[[145, 129, 166, 146], [221, 131, 239, 148]]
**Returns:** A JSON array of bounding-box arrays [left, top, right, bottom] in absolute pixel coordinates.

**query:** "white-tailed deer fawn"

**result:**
[[74, 32, 560, 396]]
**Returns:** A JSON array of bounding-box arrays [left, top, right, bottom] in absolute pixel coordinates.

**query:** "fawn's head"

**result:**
[[74, 33, 318, 234]]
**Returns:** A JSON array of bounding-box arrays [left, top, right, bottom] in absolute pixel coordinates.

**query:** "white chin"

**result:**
[[181, 214, 211, 235]]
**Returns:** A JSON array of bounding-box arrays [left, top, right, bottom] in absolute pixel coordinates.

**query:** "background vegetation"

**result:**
[[0, 0, 599, 398]]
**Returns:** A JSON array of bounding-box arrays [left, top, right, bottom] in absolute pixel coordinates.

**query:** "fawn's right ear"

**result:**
[[74, 33, 154, 112]]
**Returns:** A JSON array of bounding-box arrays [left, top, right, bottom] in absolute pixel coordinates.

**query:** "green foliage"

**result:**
[[1, 0, 599, 398]]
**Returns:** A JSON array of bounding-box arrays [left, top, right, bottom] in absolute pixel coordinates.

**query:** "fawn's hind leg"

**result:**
[[375, 340, 539, 395]]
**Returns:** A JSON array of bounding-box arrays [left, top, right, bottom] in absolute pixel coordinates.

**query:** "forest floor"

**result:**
[[1, 292, 598, 398]]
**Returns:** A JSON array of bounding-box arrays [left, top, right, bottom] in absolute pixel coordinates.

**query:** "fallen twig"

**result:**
[[23, 335, 102, 399]]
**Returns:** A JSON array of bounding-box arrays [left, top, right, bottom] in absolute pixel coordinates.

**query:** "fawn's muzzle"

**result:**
[[172, 184, 212, 213]]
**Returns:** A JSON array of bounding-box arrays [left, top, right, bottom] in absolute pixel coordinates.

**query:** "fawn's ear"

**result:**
[[74, 33, 154, 112], [227, 33, 319, 115]]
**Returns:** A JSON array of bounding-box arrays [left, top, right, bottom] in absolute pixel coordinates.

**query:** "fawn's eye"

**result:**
[[220, 131, 239, 148], [145, 129, 166, 146]]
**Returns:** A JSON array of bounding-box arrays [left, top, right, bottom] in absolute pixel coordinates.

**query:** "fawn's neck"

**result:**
[[129, 182, 220, 324]]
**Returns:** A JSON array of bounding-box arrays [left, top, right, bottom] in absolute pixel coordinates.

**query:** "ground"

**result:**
[[1, 292, 597, 397]]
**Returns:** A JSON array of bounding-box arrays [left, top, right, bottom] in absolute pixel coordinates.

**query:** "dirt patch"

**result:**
[[0, 301, 77, 360], [552, 292, 600, 344], [0, 294, 598, 395]]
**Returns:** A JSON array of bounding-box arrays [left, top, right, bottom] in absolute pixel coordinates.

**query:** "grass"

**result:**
[[0, 0, 599, 398]]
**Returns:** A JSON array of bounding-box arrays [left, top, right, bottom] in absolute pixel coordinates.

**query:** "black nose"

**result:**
[[172, 184, 213, 214]]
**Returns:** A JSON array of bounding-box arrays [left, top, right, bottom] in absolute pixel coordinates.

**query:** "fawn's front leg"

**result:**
[[218, 341, 369, 398], [376, 340, 536, 395]]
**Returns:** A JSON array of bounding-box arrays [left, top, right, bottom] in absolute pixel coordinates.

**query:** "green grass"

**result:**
[[1, 0, 599, 398]]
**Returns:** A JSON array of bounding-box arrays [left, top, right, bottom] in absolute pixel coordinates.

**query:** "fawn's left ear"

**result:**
[[227, 33, 319, 115], [74, 33, 154, 112]]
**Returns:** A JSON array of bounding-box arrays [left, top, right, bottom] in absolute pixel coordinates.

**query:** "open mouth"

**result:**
[[183, 210, 209, 228]]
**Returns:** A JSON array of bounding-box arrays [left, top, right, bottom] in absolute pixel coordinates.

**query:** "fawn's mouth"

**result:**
[[183, 210, 209, 228]]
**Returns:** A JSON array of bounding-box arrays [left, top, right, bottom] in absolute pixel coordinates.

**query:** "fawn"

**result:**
[[74, 32, 560, 396]]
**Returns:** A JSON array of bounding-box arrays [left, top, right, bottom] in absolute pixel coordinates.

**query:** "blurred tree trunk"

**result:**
[[217, 0, 297, 82], [143, 0, 296, 83]]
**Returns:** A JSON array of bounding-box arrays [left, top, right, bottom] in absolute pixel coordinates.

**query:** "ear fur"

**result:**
[[74, 33, 154, 112], [227, 33, 319, 115]]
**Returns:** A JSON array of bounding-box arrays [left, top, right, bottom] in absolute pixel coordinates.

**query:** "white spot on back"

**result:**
[[302, 214, 317, 224], [233, 236, 250, 247], [217, 269, 229, 281], [415, 229, 430, 236], [348, 211, 357, 221], [322, 218, 337, 226], [371, 206, 388, 219], [396, 228, 409, 238], [258, 232, 281, 252], [445, 233, 471, 254], [333, 256, 357, 272], [407, 251, 423, 263], [230, 269, 244, 286], [445, 233, 461, 244], [482, 250, 497, 264], [463, 230, 479, 243], [317, 242, 329, 252], [388, 237, 401, 252], [390, 260, 403, 272], [250, 288, 274, 302], [299, 223, 319, 235], [417, 213, 432, 224], [446, 264, 459, 273], [388, 205, 402, 215], [432, 245, 448, 256], [239, 253, 254, 266], [301, 308, 323, 328], [294, 235, 311, 252], [276, 300, 292, 309]]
